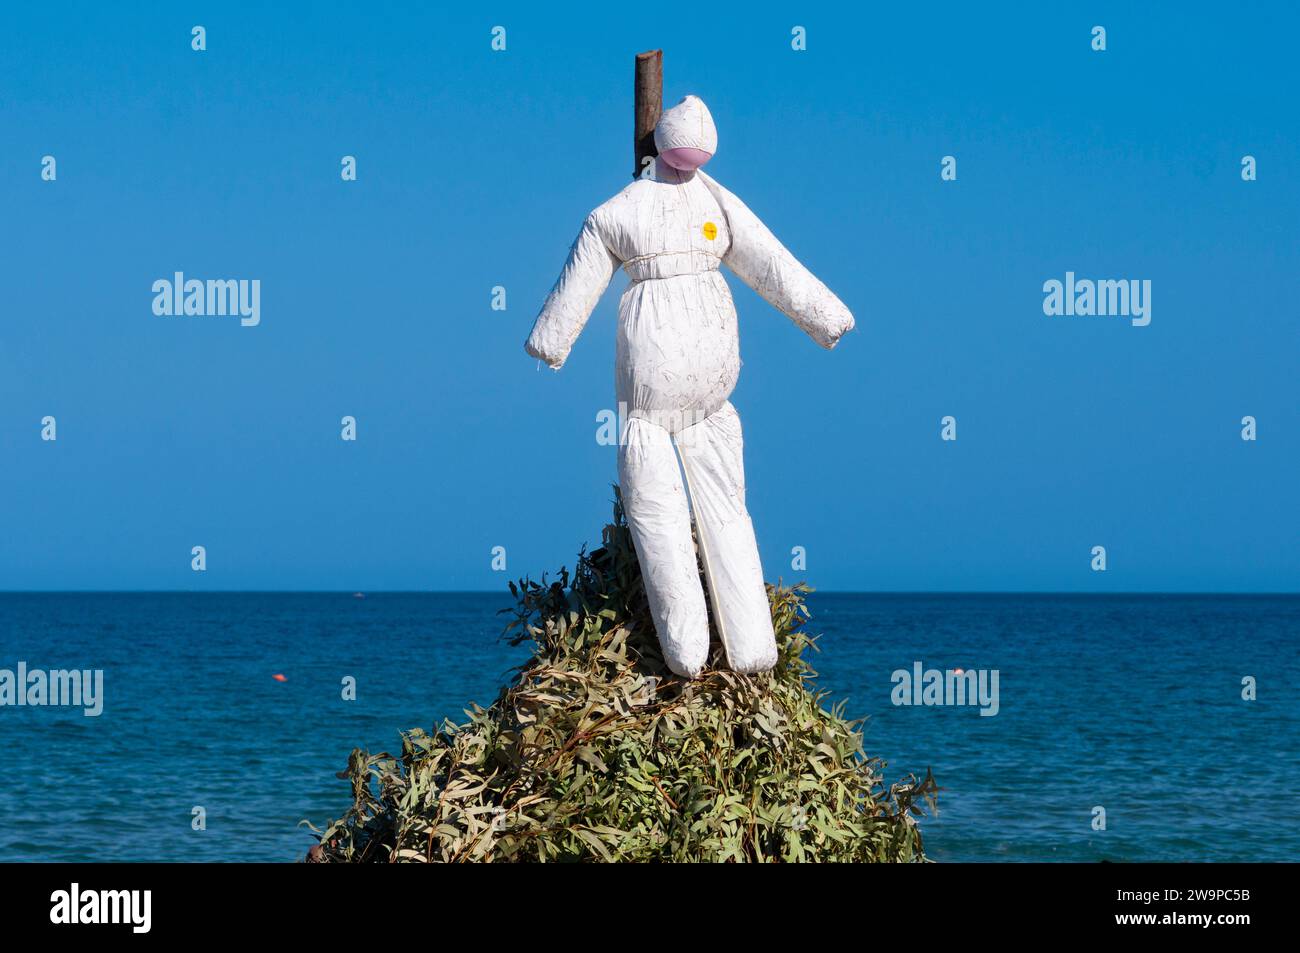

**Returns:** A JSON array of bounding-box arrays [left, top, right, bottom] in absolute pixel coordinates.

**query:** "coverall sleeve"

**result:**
[[699, 171, 855, 349], [525, 213, 621, 369]]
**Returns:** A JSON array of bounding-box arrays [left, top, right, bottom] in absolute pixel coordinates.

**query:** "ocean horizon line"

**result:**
[[1, 589, 1296, 597]]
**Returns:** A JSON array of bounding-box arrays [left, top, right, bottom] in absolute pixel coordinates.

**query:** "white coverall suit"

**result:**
[[526, 96, 854, 677]]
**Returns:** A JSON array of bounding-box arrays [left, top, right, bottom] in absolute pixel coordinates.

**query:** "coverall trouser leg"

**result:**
[[618, 402, 778, 677]]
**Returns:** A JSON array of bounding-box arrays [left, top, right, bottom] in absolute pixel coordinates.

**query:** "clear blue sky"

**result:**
[[2, 2, 1296, 591]]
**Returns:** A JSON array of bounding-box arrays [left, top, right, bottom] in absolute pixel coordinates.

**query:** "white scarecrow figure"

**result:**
[[526, 95, 854, 678]]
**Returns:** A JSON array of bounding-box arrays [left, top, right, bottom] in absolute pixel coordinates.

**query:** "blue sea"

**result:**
[[0, 592, 1295, 862]]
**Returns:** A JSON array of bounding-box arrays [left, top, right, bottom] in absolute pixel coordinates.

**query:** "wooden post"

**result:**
[[634, 50, 663, 180]]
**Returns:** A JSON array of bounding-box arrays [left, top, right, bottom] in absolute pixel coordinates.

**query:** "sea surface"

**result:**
[[0, 592, 1295, 862]]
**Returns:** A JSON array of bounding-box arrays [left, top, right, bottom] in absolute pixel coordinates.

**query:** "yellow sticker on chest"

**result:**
[[702, 221, 718, 241]]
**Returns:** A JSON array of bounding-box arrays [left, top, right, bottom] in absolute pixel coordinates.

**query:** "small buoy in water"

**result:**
[[352, 592, 365, 599], [272, 673, 287, 682]]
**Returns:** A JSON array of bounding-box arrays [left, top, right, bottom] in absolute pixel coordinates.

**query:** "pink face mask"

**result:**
[[658, 147, 713, 171]]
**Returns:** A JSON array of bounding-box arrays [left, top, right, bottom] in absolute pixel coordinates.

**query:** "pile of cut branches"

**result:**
[[307, 490, 936, 862]]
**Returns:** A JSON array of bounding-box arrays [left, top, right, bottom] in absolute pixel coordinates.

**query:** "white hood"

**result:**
[[653, 95, 718, 155]]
